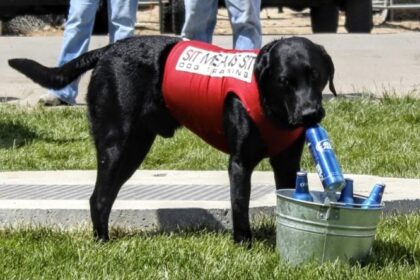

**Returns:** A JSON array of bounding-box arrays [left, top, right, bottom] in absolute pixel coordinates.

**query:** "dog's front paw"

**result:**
[[93, 230, 110, 243], [233, 231, 252, 248]]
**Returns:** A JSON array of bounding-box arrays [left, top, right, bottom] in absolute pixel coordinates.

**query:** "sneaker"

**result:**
[[38, 93, 70, 106]]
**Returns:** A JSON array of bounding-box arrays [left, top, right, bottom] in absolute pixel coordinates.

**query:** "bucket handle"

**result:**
[[318, 207, 340, 221]]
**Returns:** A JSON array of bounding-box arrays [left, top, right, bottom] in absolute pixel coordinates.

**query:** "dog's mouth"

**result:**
[[289, 107, 325, 128], [265, 102, 325, 130]]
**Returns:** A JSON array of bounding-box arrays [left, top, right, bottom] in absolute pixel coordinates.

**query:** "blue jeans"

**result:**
[[50, 0, 138, 104], [181, 0, 262, 50]]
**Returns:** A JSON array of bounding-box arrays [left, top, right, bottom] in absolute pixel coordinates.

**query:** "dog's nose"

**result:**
[[301, 107, 325, 124]]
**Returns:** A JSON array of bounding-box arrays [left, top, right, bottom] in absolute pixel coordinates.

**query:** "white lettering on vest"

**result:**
[[175, 46, 257, 83]]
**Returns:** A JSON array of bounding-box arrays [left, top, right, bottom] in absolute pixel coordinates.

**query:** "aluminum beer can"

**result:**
[[338, 178, 354, 206], [305, 124, 345, 192], [293, 171, 314, 202], [362, 182, 385, 208]]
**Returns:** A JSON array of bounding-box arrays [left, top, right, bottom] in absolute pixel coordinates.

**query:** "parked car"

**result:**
[[161, 0, 373, 34]]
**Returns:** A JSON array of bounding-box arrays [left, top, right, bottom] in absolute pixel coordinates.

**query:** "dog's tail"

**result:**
[[8, 46, 109, 90]]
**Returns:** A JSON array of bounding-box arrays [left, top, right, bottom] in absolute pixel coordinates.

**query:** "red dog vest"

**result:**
[[162, 40, 303, 157]]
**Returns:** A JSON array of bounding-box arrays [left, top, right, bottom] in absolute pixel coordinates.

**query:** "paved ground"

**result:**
[[0, 170, 419, 230], [1, 33, 419, 106]]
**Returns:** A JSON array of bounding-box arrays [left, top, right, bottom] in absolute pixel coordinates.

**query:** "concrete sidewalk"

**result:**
[[0, 170, 419, 230], [1, 33, 419, 106]]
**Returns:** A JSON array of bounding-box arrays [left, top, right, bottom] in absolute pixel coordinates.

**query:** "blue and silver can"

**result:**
[[306, 124, 345, 193], [362, 182, 385, 208], [293, 171, 314, 202], [338, 178, 354, 206]]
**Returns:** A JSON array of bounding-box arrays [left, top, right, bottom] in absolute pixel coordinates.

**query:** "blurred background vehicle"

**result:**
[[5, 1, 419, 35], [160, 0, 373, 34]]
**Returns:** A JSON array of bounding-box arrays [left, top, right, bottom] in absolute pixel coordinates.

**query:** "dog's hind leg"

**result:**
[[87, 71, 157, 241], [89, 123, 156, 241]]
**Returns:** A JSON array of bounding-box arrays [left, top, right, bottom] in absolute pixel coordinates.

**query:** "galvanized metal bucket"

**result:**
[[276, 189, 384, 265]]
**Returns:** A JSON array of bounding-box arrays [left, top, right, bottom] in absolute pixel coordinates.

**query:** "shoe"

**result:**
[[38, 93, 70, 106]]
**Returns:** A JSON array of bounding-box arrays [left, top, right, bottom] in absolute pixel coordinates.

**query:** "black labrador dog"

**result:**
[[9, 36, 336, 244]]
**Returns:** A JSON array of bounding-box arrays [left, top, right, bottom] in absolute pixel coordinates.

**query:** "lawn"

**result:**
[[0, 96, 419, 279], [0, 213, 419, 279], [0, 96, 419, 177]]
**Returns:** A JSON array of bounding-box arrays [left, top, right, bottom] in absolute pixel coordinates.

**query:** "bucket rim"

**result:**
[[276, 189, 385, 210]]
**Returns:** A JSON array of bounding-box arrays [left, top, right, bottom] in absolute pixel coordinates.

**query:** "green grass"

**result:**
[[0, 97, 419, 279], [0, 213, 419, 280], [0, 96, 419, 177]]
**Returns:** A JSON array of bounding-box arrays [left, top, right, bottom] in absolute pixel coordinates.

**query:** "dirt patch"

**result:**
[[9, 6, 420, 36], [136, 6, 420, 35]]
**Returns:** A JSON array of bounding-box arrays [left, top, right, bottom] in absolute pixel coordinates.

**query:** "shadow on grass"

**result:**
[[109, 208, 231, 240], [367, 239, 419, 268], [39, 136, 90, 145], [252, 218, 277, 248], [110, 225, 229, 241], [0, 121, 37, 149], [108, 210, 278, 249], [156, 208, 228, 233], [0, 120, 89, 149]]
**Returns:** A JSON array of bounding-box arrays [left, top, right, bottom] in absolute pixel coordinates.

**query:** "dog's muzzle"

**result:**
[[301, 106, 325, 126]]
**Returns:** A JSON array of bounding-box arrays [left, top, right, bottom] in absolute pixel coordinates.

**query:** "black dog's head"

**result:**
[[255, 37, 336, 129]]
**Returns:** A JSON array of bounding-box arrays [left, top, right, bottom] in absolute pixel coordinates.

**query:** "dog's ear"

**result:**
[[318, 45, 337, 97], [254, 40, 281, 84]]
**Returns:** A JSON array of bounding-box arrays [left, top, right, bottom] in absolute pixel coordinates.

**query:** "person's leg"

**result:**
[[225, 0, 262, 50], [45, 0, 99, 105], [108, 0, 138, 43], [181, 0, 218, 43]]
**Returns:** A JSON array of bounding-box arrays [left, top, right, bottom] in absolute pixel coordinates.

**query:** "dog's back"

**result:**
[[8, 35, 182, 92]]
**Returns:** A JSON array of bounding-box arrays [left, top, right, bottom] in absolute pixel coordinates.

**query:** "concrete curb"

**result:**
[[0, 170, 419, 230]]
